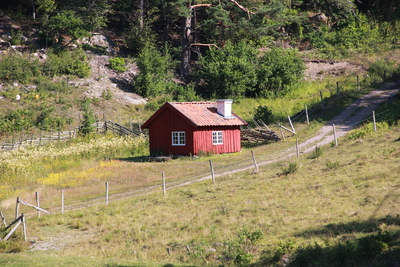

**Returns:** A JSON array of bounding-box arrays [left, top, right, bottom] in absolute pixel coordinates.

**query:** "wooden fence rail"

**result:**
[[0, 120, 144, 151]]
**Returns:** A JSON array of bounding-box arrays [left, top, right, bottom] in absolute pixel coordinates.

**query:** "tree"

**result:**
[[255, 48, 305, 96], [80, 98, 95, 135], [195, 43, 305, 98], [133, 44, 179, 98], [195, 41, 258, 98], [299, 0, 356, 27], [45, 10, 89, 45], [56, 0, 110, 32]]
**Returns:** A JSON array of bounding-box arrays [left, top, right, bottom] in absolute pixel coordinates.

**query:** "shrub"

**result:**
[[255, 48, 305, 96], [281, 162, 299, 175], [195, 41, 258, 98], [108, 57, 127, 72], [253, 105, 273, 125], [309, 146, 323, 159], [325, 160, 340, 169], [134, 44, 178, 98], [221, 228, 264, 266], [368, 59, 397, 83], [348, 122, 389, 140], [0, 53, 41, 83], [44, 48, 90, 78], [101, 89, 113, 100]]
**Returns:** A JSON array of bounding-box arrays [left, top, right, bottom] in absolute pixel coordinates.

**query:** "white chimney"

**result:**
[[216, 99, 234, 119]]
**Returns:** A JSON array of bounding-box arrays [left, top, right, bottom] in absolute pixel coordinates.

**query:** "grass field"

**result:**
[[1, 72, 399, 266], [1, 115, 399, 266]]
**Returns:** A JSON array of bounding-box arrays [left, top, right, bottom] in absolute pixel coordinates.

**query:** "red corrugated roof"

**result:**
[[142, 101, 248, 129]]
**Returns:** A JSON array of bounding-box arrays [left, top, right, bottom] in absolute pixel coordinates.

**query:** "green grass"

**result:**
[[233, 75, 370, 123], [1, 122, 399, 266]]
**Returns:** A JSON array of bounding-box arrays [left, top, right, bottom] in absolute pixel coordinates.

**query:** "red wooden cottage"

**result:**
[[141, 99, 247, 156]]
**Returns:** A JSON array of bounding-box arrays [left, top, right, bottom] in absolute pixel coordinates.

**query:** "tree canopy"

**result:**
[[0, 0, 399, 100]]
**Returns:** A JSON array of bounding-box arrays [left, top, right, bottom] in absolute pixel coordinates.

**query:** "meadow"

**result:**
[[0, 70, 399, 266], [0, 121, 399, 267]]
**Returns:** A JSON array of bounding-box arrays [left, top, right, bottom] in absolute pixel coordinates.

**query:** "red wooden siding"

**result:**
[[193, 127, 241, 154], [147, 108, 195, 155]]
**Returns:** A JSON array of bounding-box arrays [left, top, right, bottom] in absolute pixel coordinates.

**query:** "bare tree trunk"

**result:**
[[180, 13, 192, 79], [179, 3, 211, 79], [139, 0, 144, 31], [164, 3, 170, 43]]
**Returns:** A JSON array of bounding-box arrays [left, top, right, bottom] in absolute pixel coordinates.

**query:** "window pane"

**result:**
[[212, 131, 223, 144], [172, 131, 185, 145]]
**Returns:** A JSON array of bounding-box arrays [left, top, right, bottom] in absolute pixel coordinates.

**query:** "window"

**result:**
[[212, 131, 223, 145], [172, 131, 185, 146]]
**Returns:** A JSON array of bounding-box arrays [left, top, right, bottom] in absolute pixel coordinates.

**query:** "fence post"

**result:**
[[61, 189, 64, 214], [251, 151, 258, 172], [15, 197, 20, 219], [105, 182, 109, 205], [209, 160, 215, 184], [357, 75, 360, 91], [138, 119, 142, 133], [36, 191, 40, 218], [279, 126, 285, 140], [336, 81, 340, 95], [372, 111, 377, 132], [162, 172, 166, 195], [333, 124, 338, 146], [0, 211, 6, 227], [22, 214, 27, 242], [305, 104, 309, 124], [288, 116, 296, 134]]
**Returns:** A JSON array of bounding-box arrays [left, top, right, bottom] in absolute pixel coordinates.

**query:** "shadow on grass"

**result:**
[[295, 215, 400, 238], [267, 215, 400, 266], [117, 156, 149, 162], [251, 215, 400, 267]]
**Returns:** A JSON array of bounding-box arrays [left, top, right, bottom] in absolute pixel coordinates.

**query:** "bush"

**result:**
[[255, 48, 305, 96], [108, 57, 127, 72], [309, 146, 323, 159], [253, 105, 273, 125], [134, 44, 179, 98], [44, 48, 90, 78], [368, 59, 397, 83], [348, 122, 389, 140], [195, 43, 304, 98], [221, 228, 264, 266], [0, 53, 41, 83], [101, 89, 113, 100], [195, 41, 258, 98], [281, 162, 299, 175]]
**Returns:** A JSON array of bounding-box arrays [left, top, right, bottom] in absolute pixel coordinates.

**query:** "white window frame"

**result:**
[[212, 131, 223, 145], [172, 131, 186, 146]]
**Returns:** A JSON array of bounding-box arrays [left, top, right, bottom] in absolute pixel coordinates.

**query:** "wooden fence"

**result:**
[[0, 120, 143, 151]]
